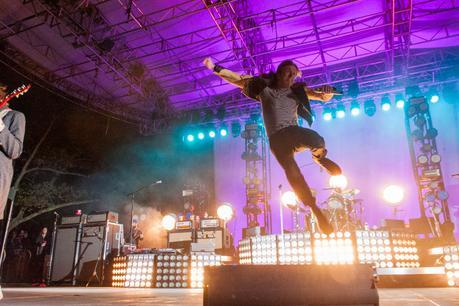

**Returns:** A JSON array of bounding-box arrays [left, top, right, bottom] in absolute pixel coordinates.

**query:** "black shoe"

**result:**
[[315, 157, 342, 176], [310, 205, 334, 235]]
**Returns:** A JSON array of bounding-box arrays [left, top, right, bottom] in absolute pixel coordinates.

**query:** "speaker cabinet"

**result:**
[[50, 221, 123, 285], [203, 264, 379, 306], [76, 222, 123, 284], [50, 226, 80, 282]]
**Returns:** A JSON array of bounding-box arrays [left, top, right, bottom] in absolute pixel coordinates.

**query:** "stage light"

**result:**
[[322, 108, 332, 121], [217, 202, 234, 221], [219, 123, 228, 137], [391, 232, 419, 268], [383, 185, 404, 205], [231, 120, 241, 137], [281, 191, 298, 208], [430, 154, 441, 163], [356, 230, 393, 268], [209, 130, 216, 138], [443, 246, 459, 287], [313, 232, 354, 264], [417, 154, 428, 165], [197, 132, 205, 140], [336, 103, 345, 118], [186, 134, 194, 142], [364, 99, 376, 117], [329, 175, 348, 189], [430, 95, 439, 103], [350, 100, 360, 116], [161, 214, 177, 231], [381, 95, 391, 111], [395, 94, 405, 108], [239, 238, 252, 264]]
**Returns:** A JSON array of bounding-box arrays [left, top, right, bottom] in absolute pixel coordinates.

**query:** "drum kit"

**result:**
[[305, 188, 365, 232]]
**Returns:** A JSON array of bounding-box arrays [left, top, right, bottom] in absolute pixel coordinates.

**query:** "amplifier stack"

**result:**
[[49, 211, 123, 286]]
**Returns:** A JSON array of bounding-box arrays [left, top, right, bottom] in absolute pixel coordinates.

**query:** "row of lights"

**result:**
[[321, 92, 441, 121], [391, 232, 420, 268], [322, 95, 405, 121], [112, 253, 222, 288], [240, 232, 354, 265], [356, 230, 393, 268], [183, 126, 228, 143], [190, 253, 222, 288], [156, 254, 189, 288], [112, 255, 155, 288], [443, 246, 459, 287], [313, 232, 354, 265], [239, 230, 420, 268]]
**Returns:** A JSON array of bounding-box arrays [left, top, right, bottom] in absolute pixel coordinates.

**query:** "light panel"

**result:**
[[443, 245, 459, 287], [278, 232, 313, 265], [155, 254, 189, 288], [190, 253, 222, 288], [313, 232, 354, 265], [356, 230, 393, 268]]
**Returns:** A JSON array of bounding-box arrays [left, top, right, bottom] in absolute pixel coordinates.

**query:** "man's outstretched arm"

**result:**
[[203, 57, 252, 89], [305, 85, 335, 102]]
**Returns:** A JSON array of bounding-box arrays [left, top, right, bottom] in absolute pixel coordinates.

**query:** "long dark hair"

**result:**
[[261, 60, 301, 88]]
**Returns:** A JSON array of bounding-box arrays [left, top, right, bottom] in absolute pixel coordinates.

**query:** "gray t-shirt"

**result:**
[[259, 86, 299, 137]]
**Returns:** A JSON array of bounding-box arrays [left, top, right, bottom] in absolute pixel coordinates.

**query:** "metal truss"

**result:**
[[138, 0, 457, 101], [14, 0, 147, 99], [0, 41, 149, 126], [160, 46, 459, 124], [202, 0, 272, 75], [0, 0, 457, 135]]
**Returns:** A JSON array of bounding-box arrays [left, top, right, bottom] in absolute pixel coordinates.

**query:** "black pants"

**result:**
[[269, 126, 330, 207]]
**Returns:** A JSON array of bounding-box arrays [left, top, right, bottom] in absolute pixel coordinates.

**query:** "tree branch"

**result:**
[[12, 118, 57, 194], [23, 167, 89, 178], [9, 199, 98, 232]]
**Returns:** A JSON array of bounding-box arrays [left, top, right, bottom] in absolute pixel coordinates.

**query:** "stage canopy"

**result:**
[[0, 0, 458, 133]]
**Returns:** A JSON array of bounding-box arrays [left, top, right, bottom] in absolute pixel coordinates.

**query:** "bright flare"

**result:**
[[329, 175, 348, 189], [161, 214, 177, 231], [396, 99, 405, 108], [217, 203, 234, 221], [383, 185, 405, 205], [430, 95, 439, 103], [281, 191, 298, 207]]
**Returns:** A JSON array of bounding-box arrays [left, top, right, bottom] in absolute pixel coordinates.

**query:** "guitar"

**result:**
[[0, 84, 32, 109]]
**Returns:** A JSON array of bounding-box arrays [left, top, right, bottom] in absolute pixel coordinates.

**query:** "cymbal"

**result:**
[[342, 188, 360, 195]]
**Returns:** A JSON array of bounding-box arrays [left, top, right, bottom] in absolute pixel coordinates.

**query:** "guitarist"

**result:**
[[203, 58, 342, 234], [0, 82, 26, 251]]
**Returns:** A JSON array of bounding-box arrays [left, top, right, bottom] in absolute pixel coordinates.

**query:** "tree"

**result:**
[[8, 119, 98, 232]]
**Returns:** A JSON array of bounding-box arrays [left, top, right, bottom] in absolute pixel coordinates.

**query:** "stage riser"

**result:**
[[203, 265, 379, 306]]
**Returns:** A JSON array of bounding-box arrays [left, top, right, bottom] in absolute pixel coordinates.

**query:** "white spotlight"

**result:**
[[329, 175, 348, 189], [383, 185, 405, 205], [281, 191, 298, 208], [217, 203, 234, 221], [161, 214, 177, 231]]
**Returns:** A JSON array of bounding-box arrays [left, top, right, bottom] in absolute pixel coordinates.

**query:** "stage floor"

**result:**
[[1, 287, 459, 305]]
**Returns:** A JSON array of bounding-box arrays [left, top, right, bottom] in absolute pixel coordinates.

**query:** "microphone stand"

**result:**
[[126, 180, 162, 246]]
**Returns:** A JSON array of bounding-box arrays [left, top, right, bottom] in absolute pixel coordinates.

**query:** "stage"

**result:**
[[1, 287, 459, 305]]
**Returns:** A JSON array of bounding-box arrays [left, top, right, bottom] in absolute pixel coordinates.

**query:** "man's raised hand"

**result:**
[[203, 57, 215, 71]]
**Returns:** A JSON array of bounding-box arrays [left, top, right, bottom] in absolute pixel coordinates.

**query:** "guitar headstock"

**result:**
[[0, 84, 32, 107], [14, 84, 32, 98]]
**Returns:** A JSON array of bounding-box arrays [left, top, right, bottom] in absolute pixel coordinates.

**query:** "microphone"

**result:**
[[312, 86, 343, 95]]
